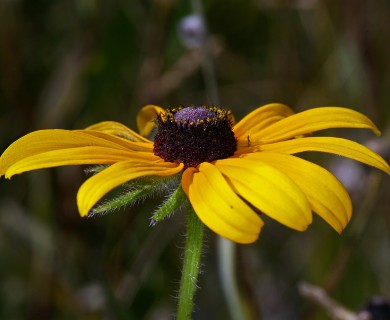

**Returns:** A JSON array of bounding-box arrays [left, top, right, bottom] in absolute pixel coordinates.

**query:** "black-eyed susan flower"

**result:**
[[1, 104, 389, 244]]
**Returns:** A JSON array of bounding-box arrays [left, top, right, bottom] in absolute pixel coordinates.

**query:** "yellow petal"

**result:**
[[260, 137, 390, 174], [77, 161, 184, 217], [80, 130, 153, 152], [253, 107, 381, 144], [233, 103, 294, 140], [86, 121, 151, 142], [137, 105, 166, 137], [215, 158, 312, 231], [181, 163, 263, 244], [0, 130, 123, 176], [245, 152, 352, 233], [4, 147, 159, 178], [0, 130, 153, 177]]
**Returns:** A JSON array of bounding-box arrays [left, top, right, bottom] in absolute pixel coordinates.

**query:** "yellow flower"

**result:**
[[1, 104, 389, 244]]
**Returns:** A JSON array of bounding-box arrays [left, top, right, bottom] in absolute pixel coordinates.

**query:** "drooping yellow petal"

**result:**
[[252, 107, 381, 144], [181, 163, 263, 244], [244, 152, 352, 233], [0, 130, 130, 176], [260, 137, 390, 174], [215, 158, 312, 231], [137, 105, 166, 137], [86, 121, 151, 143], [4, 147, 160, 178], [0, 130, 153, 177], [77, 160, 183, 217], [233, 103, 294, 140]]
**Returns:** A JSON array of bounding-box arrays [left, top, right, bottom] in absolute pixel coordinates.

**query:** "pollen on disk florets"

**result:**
[[153, 106, 237, 168]]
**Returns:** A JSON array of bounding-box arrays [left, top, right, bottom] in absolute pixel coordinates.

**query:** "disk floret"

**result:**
[[153, 106, 237, 168]]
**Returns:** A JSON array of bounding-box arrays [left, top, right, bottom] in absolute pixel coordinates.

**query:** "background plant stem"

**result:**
[[218, 237, 252, 320]]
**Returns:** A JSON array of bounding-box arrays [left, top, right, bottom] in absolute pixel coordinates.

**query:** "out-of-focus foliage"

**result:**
[[1, 0, 389, 319]]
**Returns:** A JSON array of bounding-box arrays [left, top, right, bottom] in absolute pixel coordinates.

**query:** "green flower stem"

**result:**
[[177, 206, 205, 320]]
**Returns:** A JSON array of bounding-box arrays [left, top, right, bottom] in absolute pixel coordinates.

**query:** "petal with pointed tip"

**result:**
[[0, 130, 153, 177], [260, 137, 390, 174], [4, 147, 159, 178]]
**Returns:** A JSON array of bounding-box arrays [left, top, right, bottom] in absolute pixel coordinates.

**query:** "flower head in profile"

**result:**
[[1, 104, 389, 244]]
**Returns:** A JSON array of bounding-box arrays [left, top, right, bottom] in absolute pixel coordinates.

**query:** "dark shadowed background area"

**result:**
[[1, 0, 390, 319]]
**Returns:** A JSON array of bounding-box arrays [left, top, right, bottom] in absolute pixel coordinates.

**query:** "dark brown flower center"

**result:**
[[153, 106, 237, 168]]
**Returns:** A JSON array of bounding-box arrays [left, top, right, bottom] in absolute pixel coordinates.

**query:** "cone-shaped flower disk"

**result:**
[[1, 104, 389, 244]]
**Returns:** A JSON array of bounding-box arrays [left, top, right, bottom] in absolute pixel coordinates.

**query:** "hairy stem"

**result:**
[[177, 206, 205, 320]]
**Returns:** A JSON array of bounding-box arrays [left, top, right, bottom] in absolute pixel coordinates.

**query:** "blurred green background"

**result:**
[[1, 0, 390, 319]]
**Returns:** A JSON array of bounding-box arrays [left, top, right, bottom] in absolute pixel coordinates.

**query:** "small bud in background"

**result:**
[[358, 296, 390, 320], [177, 14, 207, 49]]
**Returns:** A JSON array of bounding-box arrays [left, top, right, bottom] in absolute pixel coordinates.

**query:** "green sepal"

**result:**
[[92, 184, 155, 216], [90, 174, 182, 216], [151, 184, 187, 224]]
